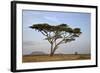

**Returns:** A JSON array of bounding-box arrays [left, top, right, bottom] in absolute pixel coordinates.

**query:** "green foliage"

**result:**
[[30, 23, 81, 33], [29, 23, 82, 56]]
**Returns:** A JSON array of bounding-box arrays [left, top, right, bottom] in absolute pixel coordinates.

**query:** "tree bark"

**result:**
[[50, 43, 53, 56], [50, 45, 58, 56], [49, 33, 72, 56]]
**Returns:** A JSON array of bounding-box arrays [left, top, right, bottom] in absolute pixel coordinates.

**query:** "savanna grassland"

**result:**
[[22, 54, 90, 63]]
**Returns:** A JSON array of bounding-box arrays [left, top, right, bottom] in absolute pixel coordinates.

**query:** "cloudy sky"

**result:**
[[22, 10, 91, 55]]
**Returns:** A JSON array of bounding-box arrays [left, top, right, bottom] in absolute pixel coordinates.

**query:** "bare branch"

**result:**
[[40, 31, 47, 36]]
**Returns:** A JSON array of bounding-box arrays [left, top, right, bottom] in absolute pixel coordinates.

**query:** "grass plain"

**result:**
[[22, 54, 90, 63]]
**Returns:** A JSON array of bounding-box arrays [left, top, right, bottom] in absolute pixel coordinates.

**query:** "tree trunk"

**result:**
[[50, 43, 53, 56], [49, 38, 64, 56], [50, 45, 58, 56], [50, 52, 53, 56], [50, 51, 55, 56]]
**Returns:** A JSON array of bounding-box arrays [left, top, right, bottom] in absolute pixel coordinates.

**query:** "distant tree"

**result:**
[[29, 23, 82, 56], [75, 52, 78, 55]]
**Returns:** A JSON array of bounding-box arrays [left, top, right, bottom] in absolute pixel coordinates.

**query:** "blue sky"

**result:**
[[22, 10, 91, 55]]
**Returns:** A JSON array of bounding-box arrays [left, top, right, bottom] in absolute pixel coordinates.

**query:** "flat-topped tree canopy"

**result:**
[[29, 23, 81, 34], [29, 23, 82, 56]]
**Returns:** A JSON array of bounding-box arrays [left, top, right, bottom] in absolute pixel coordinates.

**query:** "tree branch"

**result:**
[[57, 33, 72, 45], [40, 31, 47, 36]]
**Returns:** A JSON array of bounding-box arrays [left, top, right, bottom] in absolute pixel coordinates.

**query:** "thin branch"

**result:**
[[57, 33, 72, 45], [40, 31, 52, 44], [40, 31, 47, 36], [52, 33, 72, 53]]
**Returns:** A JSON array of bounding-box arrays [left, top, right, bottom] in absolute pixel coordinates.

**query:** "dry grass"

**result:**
[[22, 54, 91, 63]]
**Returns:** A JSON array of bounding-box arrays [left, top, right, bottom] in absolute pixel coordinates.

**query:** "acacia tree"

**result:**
[[29, 23, 82, 56]]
